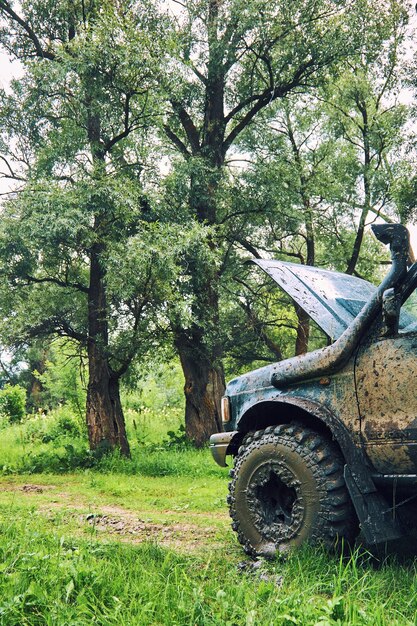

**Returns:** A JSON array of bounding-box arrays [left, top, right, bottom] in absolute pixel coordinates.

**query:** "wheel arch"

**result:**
[[232, 397, 354, 464]]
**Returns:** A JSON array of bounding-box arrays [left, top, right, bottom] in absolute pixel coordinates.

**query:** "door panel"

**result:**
[[355, 333, 417, 473]]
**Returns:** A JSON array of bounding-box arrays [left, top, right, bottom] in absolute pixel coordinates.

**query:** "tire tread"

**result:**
[[228, 422, 357, 556]]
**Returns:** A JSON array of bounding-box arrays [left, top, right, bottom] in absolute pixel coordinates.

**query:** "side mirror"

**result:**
[[381, 287, 401, 336]]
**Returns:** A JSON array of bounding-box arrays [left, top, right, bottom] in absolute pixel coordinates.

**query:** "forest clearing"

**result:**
[[2, 0, 417, 623]]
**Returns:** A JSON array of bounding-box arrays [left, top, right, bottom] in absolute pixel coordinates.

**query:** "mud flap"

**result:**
[[344, 465, 403, 544]]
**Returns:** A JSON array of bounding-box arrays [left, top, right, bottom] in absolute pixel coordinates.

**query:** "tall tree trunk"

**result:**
[[174, 203, 226, 444], [175, 330, 224, 446], [86, 236, 130, 456], [174, 250, 226, 444], [166, 1, 225, 442], [84, 101, 130, 456], [176, 45, 226, 444], [294, 304, 310, 355], [346, 202, 368, 275], [86, 354, 130, 455]]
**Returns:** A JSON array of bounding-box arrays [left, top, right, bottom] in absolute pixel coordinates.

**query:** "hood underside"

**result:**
[[252, 259, 377, 340]]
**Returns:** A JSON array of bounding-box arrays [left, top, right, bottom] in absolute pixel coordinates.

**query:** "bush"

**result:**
[[22, 405, 84, 444], [163, 424, 190, 449], [0, 384, 26, 423]]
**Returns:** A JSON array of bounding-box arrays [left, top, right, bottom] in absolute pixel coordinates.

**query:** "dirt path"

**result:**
[[0, 480, 228, 552]]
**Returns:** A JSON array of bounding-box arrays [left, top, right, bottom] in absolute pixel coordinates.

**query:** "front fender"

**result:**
[[238, 395, 374, 495]]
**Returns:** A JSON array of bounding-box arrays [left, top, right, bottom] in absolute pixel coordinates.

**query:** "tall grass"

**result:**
[[0, 403, 214, 478], [0, 515, 417, 625]]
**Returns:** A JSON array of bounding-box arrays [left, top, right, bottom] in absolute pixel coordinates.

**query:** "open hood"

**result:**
[[252, 259, 376, 341]]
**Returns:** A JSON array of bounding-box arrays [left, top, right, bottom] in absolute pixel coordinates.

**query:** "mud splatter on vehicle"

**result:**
[[211, 224, 417, 556]]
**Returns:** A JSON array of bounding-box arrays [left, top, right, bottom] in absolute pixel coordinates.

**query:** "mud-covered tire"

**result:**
[[228, 424, 357, 557]]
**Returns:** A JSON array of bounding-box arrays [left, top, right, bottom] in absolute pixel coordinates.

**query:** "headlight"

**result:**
[[221, 396, 231, 423]]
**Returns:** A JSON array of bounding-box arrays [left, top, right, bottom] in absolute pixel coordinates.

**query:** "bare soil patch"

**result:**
[[82, 510, 220, 549], [40, 495, 223, 551], [0, 482, 57, 493], [22, 484, 47, 493]]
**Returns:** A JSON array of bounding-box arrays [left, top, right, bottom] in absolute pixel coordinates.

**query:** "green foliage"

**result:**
[[122, 359, 184, 410], [0, 384, 26, 424], [154, 0, 413, 401], [389, 165, 417, 223], [0, 0, 182, 453], [219, 17, 409, 364], [0, 0, 414, 446], [0, 392, 214, 476], [163, 424, 190, 450], [95, 446, 222, 478], [22, 406, 84, 445], [32, 340, 86, 418]]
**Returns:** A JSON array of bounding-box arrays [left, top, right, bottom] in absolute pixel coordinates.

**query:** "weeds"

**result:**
[[0, 517, 416, 625]]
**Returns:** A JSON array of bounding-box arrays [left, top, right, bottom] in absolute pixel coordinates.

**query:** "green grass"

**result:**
[[1, 407, 417, 624], [0, 404, 211, 477], [1, 511, 417, 625], [0, 471, 229, 521]]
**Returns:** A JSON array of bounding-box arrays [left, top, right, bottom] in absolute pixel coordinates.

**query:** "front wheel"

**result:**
[[228, 424, 357, 556]]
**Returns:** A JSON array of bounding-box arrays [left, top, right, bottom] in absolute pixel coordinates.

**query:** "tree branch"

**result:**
[[189, 62, 207, 86], [0, 155, 26, 181], [170, 100, 200, 153], [238, 299, 283, 360], [112, 265, 154, 377], [27, 317, 87, 344], [0, 1, 55, 60], [224, 93, 266, 125], [25, 274, 89, 294], [163, 124, 191, 158], [103, 92, 133, 153], [236, 238, 262, 259], [224, 60, 316, 152]]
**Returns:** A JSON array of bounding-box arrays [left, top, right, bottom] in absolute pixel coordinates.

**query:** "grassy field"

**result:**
[[1, 407, 417, 625]]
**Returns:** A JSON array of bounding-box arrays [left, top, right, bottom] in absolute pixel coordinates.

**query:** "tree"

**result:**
[[159, 0, 406, 444], [216, 0, 409, 358], [322, 14, 409, 275], [220, 97, 342, 357], [224, 80, 407, 358], [0, 0, 172, 455]]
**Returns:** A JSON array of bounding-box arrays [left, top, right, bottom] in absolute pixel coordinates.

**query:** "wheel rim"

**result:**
[[256, 471, 296, 525], [246, 461, 304, 543]]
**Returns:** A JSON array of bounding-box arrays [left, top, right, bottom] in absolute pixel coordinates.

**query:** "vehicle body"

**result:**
[[210, 223, 417, 556]]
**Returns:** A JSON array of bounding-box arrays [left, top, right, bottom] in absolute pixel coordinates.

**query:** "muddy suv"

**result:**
[[210, 224, 417, 556]]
